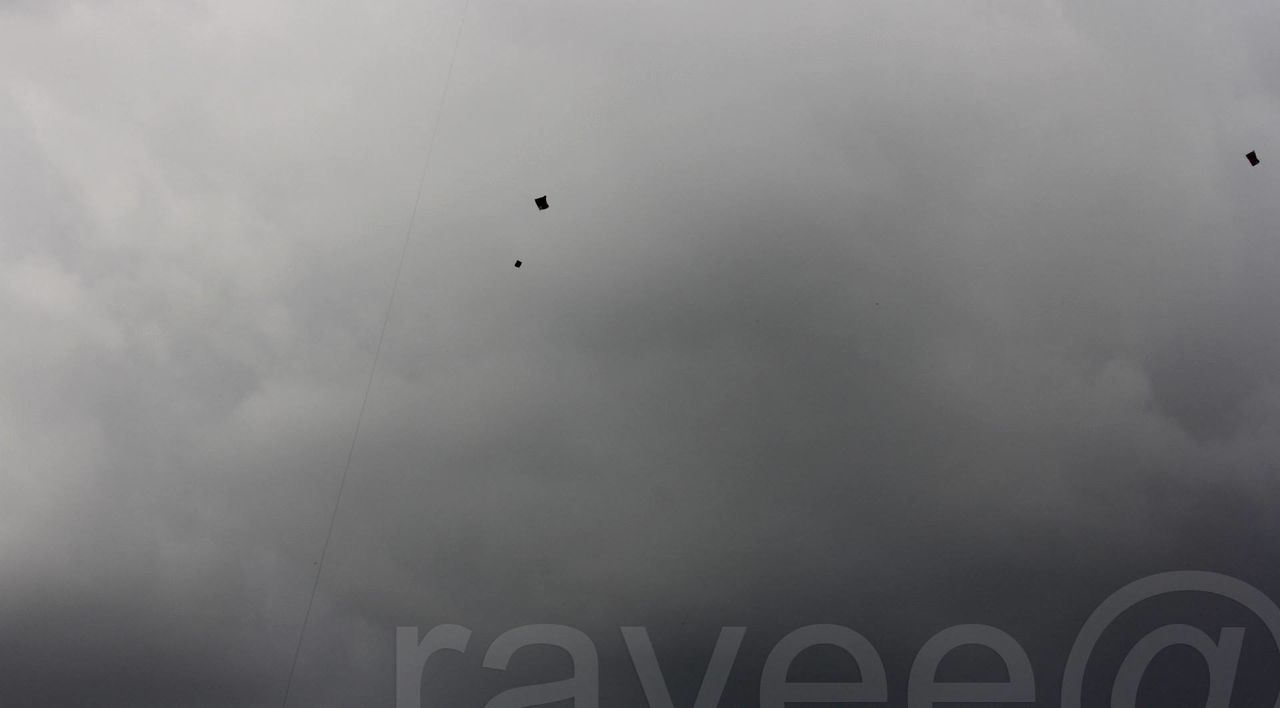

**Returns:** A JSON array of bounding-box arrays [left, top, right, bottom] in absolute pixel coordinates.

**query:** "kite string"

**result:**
[[279, 1, 475, 705]]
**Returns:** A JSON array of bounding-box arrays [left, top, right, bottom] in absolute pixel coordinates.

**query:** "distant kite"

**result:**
[[1247, 151, 1260, 166], [519, 197, 547, 268]]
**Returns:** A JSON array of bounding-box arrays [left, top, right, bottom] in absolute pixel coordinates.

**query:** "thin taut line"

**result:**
[[279, 1, 475, 705]]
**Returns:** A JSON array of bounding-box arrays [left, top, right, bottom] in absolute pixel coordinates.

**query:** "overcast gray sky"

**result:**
[[3, 0, 1280, 705]]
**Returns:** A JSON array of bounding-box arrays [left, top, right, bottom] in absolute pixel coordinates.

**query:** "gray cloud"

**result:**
[[2, 0, 1280, 705]]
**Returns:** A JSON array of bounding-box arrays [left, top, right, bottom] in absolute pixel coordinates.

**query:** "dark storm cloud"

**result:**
[[3, 0, 1280, 706]]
